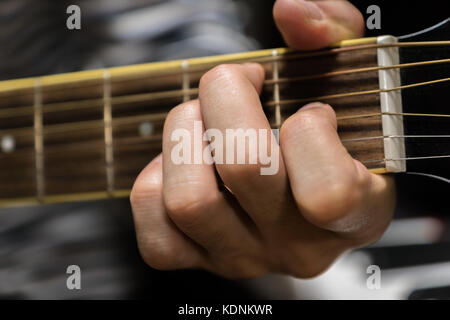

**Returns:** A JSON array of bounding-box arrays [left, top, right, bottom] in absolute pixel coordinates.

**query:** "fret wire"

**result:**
[[103, 70, 115, 195], [271, 50, 282, 129], [182, 60, 191, 102], [33, 78, 45, 202]]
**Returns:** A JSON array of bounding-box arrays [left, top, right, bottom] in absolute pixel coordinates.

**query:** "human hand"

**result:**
[[130, 0, 395, 279]]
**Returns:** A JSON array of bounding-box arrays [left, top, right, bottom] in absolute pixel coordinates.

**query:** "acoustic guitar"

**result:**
[[0, 19, 448, 208]]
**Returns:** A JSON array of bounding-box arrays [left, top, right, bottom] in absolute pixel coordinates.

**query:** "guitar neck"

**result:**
[[1, 36, 444, 207]]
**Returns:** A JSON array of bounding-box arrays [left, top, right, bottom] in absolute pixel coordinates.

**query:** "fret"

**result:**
[[0, 88, 35, 200], [103, 70, 115, 195], [110, 70, 174, 191], [271, 50, 282, 129], [182, 60, 191, 102], [41, 80, 107, 196], [33, 78, 45, 201]]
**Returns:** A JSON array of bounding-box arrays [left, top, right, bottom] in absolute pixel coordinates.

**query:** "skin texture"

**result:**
[[130, 0, 396, 279]]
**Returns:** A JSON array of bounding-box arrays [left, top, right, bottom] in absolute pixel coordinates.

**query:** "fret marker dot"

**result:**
[[1, 135, 15, 154], [139, 122, 154, 137]]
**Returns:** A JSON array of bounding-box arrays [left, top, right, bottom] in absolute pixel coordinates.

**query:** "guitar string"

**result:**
[[1, 40, 449, 95], [264, 77, 450, 107], [1, 126, 449, 163], [387, 155, 450, 161], [0, 110, 449, 140], [0, 76, 449, 138], [264, 58, 450, 85], [362, 155, 450, 164], [1, 145, 449, 175], [341, 135, 450, 143], [337, 112, 450, 121], [0, 155, 448, 182], [1, 57, 450, 119], [1, 110, 448, 140], [0, 140, 449, 176], [0, 132, 448, 181]]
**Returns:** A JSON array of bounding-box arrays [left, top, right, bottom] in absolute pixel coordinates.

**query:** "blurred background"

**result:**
[[0, 0, 449, 299]]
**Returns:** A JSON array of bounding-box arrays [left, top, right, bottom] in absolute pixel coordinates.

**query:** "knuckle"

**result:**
[[298, 173, 369, 227], [164, 190, 219, 228], [164, 194, 203, 224], [138, 238, 182, 271], [166, 103, 183, 123], [130, 180, 160, 211], [280, 109, 324, 143], [280, 104, 337, 148], [166, 100, 199, 125], [199, 64, 239, 92]]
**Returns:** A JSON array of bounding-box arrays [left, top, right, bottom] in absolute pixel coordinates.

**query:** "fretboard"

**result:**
[[1, 37, 447, 207]]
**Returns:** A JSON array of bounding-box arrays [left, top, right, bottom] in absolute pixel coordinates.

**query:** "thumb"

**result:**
[[273, 0, 365, 50]]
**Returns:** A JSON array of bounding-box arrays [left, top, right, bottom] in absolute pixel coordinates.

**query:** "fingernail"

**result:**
[[297, 0, 325, 21]]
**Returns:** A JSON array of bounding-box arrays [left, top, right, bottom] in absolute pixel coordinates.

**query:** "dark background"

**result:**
[[243, 0, 450, 48]]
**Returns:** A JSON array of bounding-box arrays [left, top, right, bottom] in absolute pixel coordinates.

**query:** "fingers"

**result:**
[[280, 103, 395, 239], [130, 154, 207, 270], [161, 100, 266, 276], [198, 63, 291, 227], [131, 63, 395, 279], [273, 0, 364, 50]]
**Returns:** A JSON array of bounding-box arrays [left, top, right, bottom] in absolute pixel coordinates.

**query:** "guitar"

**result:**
[[0, 19, 448, 208]]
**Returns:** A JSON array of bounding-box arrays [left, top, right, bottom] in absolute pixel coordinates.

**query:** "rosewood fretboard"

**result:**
[[0, 43, 386, 207]]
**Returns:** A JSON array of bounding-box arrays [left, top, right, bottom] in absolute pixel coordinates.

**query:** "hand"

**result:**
[[130, 0, 396, 279]]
